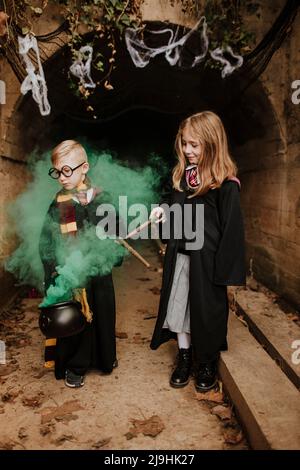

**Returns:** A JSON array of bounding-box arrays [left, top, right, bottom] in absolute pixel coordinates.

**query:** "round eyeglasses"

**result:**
[[48, 161, 86, 179]]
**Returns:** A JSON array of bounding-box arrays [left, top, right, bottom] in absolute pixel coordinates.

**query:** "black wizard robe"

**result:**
[[150, 179, 246, 363], [39, 191, 122, 379]]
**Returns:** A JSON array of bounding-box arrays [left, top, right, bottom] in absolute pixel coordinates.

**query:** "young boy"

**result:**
[[39, 140, 120, 388]]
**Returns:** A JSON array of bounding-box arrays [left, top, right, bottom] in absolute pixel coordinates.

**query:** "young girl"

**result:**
[[150, 111, 246, 392]]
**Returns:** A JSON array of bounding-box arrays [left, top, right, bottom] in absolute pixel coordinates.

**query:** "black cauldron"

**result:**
[[39, 301, 86, 338]]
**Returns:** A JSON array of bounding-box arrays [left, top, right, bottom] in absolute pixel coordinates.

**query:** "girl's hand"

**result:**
[[150, 207, 166, 224]]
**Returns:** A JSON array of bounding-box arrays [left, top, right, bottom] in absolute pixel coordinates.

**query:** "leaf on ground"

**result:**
[[2, 390, 20, 403], [55, 413, 79, 424], [18, 427, 28, 440], [211, 405, 232, 420], [22, 392, 45, 408], [40, 400, 84, 424], [40, 422, 56, 436], [223, 422, 244, 445], [125, 431, 136, 440], [91, 437, 111, 449], [132, 334, 149, 344], [286, 313, 300, 321], [127, 415, 165, 438], [0, 439, 15, 450], [0, 364, 19, 376], [33, 369, 51, 379], [194, 389, 224, 403], [149, 287, 161, 295], [53, 433, 74, 446], [115, 331, 128, 339]]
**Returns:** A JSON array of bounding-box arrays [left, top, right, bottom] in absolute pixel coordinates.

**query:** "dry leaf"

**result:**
[[128, 415, 165, 438], [22, 393, 45, 408], [40, 400, 83, 424], [194, 389, 224, 403], [53, 433, 74, 446], [0, 364, 19, 376], [286, 313, 300, 321], [55, 413, 79, 424], [40, 422, 56, 436], [149, 287, 160, 295], [18, 427, 28, 440], [33, 369, 50, 379], [116, 331, 128, 339], [211, 405, 232, 420], [223, 423, 244, 444], [0, 439, 15, 450], [2, 390, 20, 403], [92, 437, 111, 449]]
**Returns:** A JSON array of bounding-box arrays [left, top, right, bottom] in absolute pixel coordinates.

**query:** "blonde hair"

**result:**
[[51, 140, 88, 164], [173, 111, 237, 197]]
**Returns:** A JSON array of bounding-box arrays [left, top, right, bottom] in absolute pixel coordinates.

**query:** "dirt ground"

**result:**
[[0, 241, 248, 450]]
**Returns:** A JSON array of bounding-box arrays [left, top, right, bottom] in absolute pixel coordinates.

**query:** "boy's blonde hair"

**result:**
[[51, 140, 88, 164], [173, 111, 237, 197]]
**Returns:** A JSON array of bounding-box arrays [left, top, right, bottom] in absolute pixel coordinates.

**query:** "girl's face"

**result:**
[[181, 127, 202, 165]]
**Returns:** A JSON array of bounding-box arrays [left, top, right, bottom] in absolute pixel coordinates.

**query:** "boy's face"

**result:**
[[54, 152, 89, 190]]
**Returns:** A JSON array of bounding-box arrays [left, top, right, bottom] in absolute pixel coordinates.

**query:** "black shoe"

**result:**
[[65, 369, 85, 388], [170, 347, 192, 388], [195, 361, 218, 392]]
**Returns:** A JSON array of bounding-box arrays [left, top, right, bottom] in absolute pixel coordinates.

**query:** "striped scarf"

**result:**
[[44, 179, 101, 368], [185, 165, 200, 189], [185, 166, 241, 191]]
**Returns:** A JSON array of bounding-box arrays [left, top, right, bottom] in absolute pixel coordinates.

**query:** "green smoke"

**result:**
[[40, 227, 125, 307], [5, 144, 167, 305], [5, 152, 57, 291]]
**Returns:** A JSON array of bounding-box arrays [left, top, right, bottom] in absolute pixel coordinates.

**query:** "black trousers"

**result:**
[[54, 274, 116, 379]]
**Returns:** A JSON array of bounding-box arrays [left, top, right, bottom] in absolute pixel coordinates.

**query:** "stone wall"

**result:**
[[234, 1, 300, 306]]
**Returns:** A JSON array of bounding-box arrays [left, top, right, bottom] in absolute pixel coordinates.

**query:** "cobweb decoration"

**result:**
[[125, 17, 209, 68], [18, 34, 51, 116], [210, 46, 244, 78], [125, 16, 243, 78], [69, 45, 96, 89]]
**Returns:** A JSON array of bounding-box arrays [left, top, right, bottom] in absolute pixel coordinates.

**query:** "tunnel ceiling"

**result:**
[[16, 21, 281, 156]]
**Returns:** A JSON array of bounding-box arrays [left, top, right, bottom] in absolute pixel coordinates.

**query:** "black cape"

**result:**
[[150, 179, 246, 363], [39, 191, 121, 378]]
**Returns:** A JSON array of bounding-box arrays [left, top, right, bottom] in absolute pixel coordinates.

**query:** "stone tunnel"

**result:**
[[0, 0, 299, 308], [0, 0, 300, 451]]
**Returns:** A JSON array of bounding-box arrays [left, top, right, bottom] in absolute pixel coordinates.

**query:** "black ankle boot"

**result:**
[[195, 360, 218, 392], [170, 347, 192, 388]]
